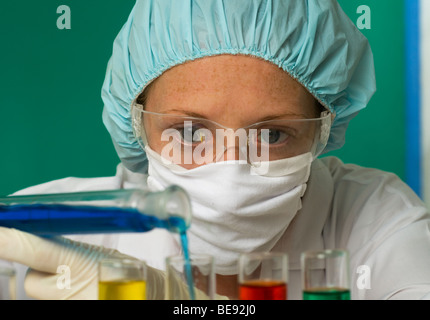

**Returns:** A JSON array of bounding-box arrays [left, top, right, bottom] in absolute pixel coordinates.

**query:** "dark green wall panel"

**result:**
[[0, 1, 135, 195], [329, 0, 406, 178]]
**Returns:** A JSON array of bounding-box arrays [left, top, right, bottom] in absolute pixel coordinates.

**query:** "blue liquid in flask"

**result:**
[[0, 203, 188, 235], [0, 187, 191, 235], [0, 187, 197, 299]]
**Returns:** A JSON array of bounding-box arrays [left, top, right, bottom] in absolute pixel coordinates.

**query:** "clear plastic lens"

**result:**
[[131, 103, 331, 168]]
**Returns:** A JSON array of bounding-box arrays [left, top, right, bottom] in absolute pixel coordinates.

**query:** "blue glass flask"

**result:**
[[0, 186, 191, 235]]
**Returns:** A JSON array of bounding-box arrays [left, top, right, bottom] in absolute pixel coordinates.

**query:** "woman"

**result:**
[[1, 0, 430, 300]]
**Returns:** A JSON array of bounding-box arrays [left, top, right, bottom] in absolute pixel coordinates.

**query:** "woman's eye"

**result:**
[[178, 125, 207, 144], [259, 129, 289, 145]]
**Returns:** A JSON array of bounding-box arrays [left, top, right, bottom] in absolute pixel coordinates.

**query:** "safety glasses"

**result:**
[[132, 103, 331, 169]]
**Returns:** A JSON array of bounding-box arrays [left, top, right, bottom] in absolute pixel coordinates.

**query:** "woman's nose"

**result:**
[[214, 128, 249, 162], [219, 146, 248, 162]]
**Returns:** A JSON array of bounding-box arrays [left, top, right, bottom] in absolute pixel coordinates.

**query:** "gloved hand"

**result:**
[[0, 227, 166, 300]]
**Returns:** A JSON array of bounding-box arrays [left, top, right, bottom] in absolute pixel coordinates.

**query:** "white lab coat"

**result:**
[[5, 156, 430, 300]]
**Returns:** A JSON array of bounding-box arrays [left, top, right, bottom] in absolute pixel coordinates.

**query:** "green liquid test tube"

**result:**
[[301, 249, 351, 300], [303, 288, 350, 300]]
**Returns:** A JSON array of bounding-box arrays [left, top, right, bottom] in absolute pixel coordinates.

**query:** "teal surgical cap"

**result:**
[[101, 0, 376, 173]]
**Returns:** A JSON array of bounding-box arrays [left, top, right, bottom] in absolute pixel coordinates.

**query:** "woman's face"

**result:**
[[142, 54, 321, 168]]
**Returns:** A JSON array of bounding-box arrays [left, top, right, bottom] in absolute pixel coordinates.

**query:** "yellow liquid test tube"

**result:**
[[98, 259, 147, 300], [98, 280, 146, 300]]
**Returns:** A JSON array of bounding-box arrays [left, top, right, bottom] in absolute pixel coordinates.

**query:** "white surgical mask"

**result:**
[[145, 146, 312, 275]]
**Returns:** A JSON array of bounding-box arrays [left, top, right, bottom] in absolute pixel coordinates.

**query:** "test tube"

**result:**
[[301, 249, 351, 300], [98, 258, 147, 300], [238, 252, 288, 300], [0, 266, 16, 300], [0, 186, 191, 235], [165, 254, 215, 300]]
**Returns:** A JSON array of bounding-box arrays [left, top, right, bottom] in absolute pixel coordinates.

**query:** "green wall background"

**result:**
[[330, 0, 406, 181], [0, 0, 406, 196]]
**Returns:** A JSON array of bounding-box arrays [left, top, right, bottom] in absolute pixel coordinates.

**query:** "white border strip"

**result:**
[[421, 0, 430, 208]]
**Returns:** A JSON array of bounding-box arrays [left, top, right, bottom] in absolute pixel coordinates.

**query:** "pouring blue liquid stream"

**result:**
[[0, 186, 196, 300]]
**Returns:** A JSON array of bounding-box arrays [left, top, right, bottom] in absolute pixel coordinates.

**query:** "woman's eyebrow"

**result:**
[[162, 108, 310, 121], [255, 112, 311, 122], [162, 108, 210, 119]]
